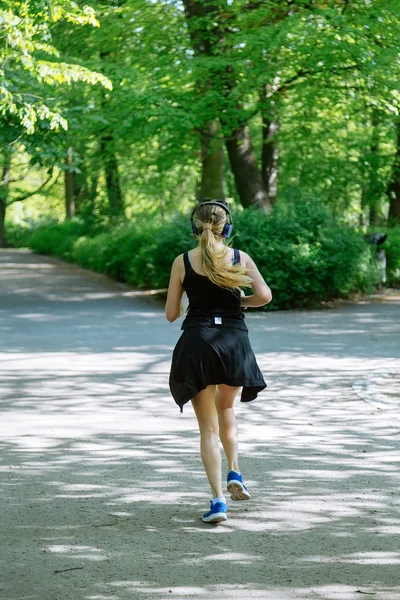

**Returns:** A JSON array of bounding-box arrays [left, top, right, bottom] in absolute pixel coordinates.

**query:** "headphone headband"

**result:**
[[190, 200, 233, 239], [190, 200, 232, 224]]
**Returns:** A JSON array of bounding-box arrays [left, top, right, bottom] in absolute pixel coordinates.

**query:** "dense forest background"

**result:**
[[1, 0, 400, 308]]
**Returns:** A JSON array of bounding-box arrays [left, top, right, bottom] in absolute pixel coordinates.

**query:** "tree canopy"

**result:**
[[2, 0, 400, 247]]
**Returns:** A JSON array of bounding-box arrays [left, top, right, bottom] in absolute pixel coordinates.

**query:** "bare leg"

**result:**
[[192, 385, 224, 498], [215, 384, 241, 473]]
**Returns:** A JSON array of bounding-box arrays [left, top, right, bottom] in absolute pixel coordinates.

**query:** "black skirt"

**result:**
[[169, 325, 267, 412]]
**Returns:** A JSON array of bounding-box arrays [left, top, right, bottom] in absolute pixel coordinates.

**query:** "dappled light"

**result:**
[[3, 0, 400, 593], [1, 250, 400, 600]]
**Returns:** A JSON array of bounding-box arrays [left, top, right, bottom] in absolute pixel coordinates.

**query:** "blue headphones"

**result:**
[[190, 200, 233, 239]]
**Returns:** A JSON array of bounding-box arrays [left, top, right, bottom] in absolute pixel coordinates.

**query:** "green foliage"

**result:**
[[385, 226, 400, 286], [0, 1, 111, 134], [28, 219, 87, 260], [5, 1, 400, 287], [10, 206, 380, 309], [72, 215, 195, 287], [233, 201, 379, 309], [5, 0, 400, 233], [5, 222, 34, 248]]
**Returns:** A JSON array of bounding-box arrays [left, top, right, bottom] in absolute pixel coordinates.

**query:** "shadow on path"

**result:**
[[1, 250, 400, 600]]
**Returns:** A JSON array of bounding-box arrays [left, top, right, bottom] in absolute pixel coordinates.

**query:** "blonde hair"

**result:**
[[193, 203, 253, 291]]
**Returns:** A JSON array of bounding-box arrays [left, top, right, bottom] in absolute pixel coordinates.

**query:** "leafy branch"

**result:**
[[7, 168, 60, 206]]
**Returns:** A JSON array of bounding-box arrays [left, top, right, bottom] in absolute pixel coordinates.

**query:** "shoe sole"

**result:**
[[227, 481, 251, 501], [202, 512, 228, 524]]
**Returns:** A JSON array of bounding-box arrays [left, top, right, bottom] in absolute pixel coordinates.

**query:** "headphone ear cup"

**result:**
[[222, 223, 233, 239], [191, 222, 198, 236]]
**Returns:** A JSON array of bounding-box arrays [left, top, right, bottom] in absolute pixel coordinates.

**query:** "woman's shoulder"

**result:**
[[175, 252, 185, 260], [173, 249, 200, 266], [172, 253, 186, 267], [171, 253, 186, 284], [169, 253, 186, 274]]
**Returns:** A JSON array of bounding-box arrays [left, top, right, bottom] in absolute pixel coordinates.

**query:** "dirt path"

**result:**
[[1, 249, 399, 600]]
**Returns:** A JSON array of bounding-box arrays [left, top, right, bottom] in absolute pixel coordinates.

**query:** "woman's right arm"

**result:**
[[240, 252, 272, 308]]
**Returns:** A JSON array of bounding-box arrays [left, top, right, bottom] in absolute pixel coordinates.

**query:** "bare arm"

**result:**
[[240, 252, 272, 307], [165, 255, 185, 322]]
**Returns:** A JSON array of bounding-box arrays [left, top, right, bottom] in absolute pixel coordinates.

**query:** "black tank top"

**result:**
[[181, 249, 247, 331]]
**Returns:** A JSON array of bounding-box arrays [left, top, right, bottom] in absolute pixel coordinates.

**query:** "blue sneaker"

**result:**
[[202, 500, 228, 524], [227, 470, 251, 501]]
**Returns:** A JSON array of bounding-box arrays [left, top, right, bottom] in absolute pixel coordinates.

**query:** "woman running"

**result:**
[[165, 201, 272, 524]]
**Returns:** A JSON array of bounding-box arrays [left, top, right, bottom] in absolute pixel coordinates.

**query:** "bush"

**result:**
[[125, 215, 196, 288], [234, 202, 379, 309], [5, 223, 35, 248], [72, 215, 195, 287], [8, 204, 381, 309], [28, 219, 87, 260]]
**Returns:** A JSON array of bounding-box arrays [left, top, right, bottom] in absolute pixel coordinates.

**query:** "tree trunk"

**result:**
[[0, 151, 11, 247], [368, 154, 380, 226], [369, 203, 379, 226], [387, 124, 400, 224], [359, 186, 367, 227], [72, 165, 89, 216], [388, 180, 400, 223], [200, 120, 225, 200], [0, 194, 7, 248], [64, 147, 75, 220], [100, 135, 124, 217], [182, 1, 225, 202], [261, 115, 279, 206], [367, 111, 381, 226], [183, 0, 271, 210], [88, 173, 99, 212], [225, 124, 272, 211]]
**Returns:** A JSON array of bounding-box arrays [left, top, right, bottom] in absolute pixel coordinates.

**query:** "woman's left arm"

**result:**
[[165, 255, 185, 322]]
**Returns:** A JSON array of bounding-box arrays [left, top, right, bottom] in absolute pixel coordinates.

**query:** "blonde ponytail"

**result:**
[[193, 204, 253, 291]]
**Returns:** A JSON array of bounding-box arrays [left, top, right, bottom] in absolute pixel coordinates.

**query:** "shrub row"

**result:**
[[7, 202, 387, 309]]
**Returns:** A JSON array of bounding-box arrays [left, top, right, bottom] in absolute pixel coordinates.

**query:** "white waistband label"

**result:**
[[214, 317, 222, 325]]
